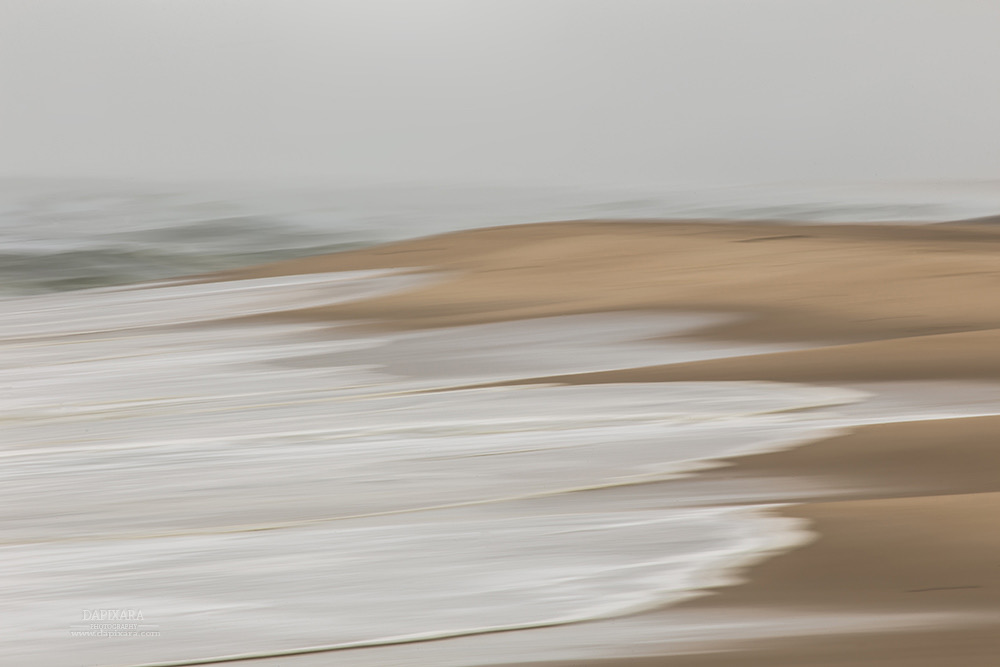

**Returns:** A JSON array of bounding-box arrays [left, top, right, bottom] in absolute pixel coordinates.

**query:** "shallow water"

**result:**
[[2, 271, 996, 667]]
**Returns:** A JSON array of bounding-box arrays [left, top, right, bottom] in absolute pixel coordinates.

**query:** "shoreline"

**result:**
[[497, 492, 1000, 667], [136, 219, 1000, 664], [465, 412, 1000, 667]]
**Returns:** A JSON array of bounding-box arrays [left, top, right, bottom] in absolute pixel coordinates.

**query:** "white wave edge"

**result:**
[[106, 508, 813, 667]]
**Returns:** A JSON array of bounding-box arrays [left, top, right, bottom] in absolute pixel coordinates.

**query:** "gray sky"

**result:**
[[2, 0, 999, 187]]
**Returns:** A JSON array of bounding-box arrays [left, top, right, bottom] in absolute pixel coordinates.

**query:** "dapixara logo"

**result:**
[[82, 609, 145, 621]]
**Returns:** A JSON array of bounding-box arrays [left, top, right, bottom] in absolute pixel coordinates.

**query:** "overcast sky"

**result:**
[[1, 0, 998, 187]]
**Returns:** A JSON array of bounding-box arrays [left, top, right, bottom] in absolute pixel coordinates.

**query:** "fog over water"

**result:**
[[2, 2, 1000, 288], [2, 0, 999, 187]]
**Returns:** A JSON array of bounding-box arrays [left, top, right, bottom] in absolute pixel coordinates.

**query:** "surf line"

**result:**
[[103, 506, 811, 667]]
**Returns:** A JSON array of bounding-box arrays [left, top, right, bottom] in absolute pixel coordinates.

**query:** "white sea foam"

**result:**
[[5, 507, 813, 667], [0, 270, 973, 667]]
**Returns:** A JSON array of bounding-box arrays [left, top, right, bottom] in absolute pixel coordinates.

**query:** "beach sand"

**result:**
[[210, 219, 1000, 665]]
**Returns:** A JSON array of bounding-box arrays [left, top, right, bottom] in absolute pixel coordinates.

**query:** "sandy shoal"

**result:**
[[218, 219, 1000, 346], [210, 219, 1000, 665]]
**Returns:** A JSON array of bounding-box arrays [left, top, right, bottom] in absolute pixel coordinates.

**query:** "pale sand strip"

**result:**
[[205, 219, 1000, 665], [485, 329, 1000, 386]]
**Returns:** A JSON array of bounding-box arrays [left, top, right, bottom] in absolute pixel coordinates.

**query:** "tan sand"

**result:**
[[218, 220, 1000, 346], [209, 219, 1000, 665], [703, 415, 1000, 502]]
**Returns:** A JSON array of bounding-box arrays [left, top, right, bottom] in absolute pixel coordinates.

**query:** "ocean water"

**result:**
[[2, 178, 999, 295]]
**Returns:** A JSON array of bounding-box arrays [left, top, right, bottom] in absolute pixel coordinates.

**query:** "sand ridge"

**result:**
[[218, 220, 1000, 344]]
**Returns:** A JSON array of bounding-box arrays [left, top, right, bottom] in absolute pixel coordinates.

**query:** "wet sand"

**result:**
[[502, 494, 1000, 667], [525, 419, 1000, 667], [211, 219, 1000, 665]]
